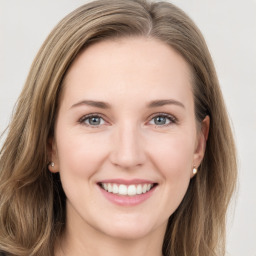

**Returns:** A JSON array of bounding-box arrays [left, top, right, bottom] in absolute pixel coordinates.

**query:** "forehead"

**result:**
[[61, 37, 193, 107]]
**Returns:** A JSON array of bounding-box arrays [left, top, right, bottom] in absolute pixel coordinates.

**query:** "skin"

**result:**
[[49, 37, 209, 256]]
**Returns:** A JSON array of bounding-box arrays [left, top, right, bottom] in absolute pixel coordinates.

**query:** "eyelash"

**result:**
[[78, 113, 106, 128], [148, 113, 177, 127], [78, 113, 177, 128]]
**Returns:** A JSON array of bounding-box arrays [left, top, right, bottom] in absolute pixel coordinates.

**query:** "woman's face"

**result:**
[[50, 37, 208, 240]]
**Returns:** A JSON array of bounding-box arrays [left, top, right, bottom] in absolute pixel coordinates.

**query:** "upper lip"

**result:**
[[97, 179, 157, 185]]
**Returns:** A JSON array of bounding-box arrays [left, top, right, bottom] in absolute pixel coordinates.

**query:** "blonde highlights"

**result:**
[[0, 1, 237, 255]]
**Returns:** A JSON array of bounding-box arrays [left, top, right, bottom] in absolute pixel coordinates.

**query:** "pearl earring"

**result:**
[[50, 162, 55, 167], [192, 167, 197, 175]]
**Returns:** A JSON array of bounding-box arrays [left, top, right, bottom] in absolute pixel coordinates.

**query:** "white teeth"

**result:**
[[101, 183, 154, 196], [127, 185, 136, 196], [112, 184, 118, 194], [136, 184, 142, 195], [119, 184, 127, 195], [142, 184, 147, 193], [107, 183, 112, 193]]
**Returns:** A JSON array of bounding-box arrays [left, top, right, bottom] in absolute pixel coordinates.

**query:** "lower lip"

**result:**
[[99, 185, 157, 206]]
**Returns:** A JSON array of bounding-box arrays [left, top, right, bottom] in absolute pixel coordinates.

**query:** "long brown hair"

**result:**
[[0, 0, 237, 255]]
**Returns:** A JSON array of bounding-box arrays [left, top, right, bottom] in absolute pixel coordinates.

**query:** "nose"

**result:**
[[109, 123, 146, 169]]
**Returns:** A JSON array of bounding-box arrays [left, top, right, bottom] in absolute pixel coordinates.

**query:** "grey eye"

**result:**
[[89, 117, 101, 125], [149, 115, 172, 126], [154, 116, 168, 125], [82, 116, 105, 126]]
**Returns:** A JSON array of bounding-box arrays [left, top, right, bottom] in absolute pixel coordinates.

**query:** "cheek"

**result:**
[[147, 132, 195, 204], [148, 131, 195, 173], [55, 132, 109, 207], [55, 130, 109, 178]]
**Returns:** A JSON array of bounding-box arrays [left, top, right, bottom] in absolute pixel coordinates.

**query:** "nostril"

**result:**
[[109, 131, 146, 168]]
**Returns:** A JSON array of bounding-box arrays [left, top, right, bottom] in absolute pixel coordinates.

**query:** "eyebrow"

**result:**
[[70, 99, 185, 109], [71, 100, 111, 109], [147, 99, 185, 108]]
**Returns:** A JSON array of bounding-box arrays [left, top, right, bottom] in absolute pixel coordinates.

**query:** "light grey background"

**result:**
[[0, 1, 255, 255]]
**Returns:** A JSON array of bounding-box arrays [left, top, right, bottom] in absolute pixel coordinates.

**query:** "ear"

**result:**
[[47, 137, 60, 173], [192, 115, 210, 176]]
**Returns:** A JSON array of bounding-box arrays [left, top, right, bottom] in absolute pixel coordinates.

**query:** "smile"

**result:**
[[100, 183, 155, 196], [97, 179, 158, 206]]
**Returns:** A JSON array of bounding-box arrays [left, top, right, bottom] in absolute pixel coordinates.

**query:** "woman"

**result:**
[[0, 0, 237, 255]]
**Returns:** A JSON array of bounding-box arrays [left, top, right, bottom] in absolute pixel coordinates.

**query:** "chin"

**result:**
[[98, 215, 161, 240], [103, 226, 152, 240]]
